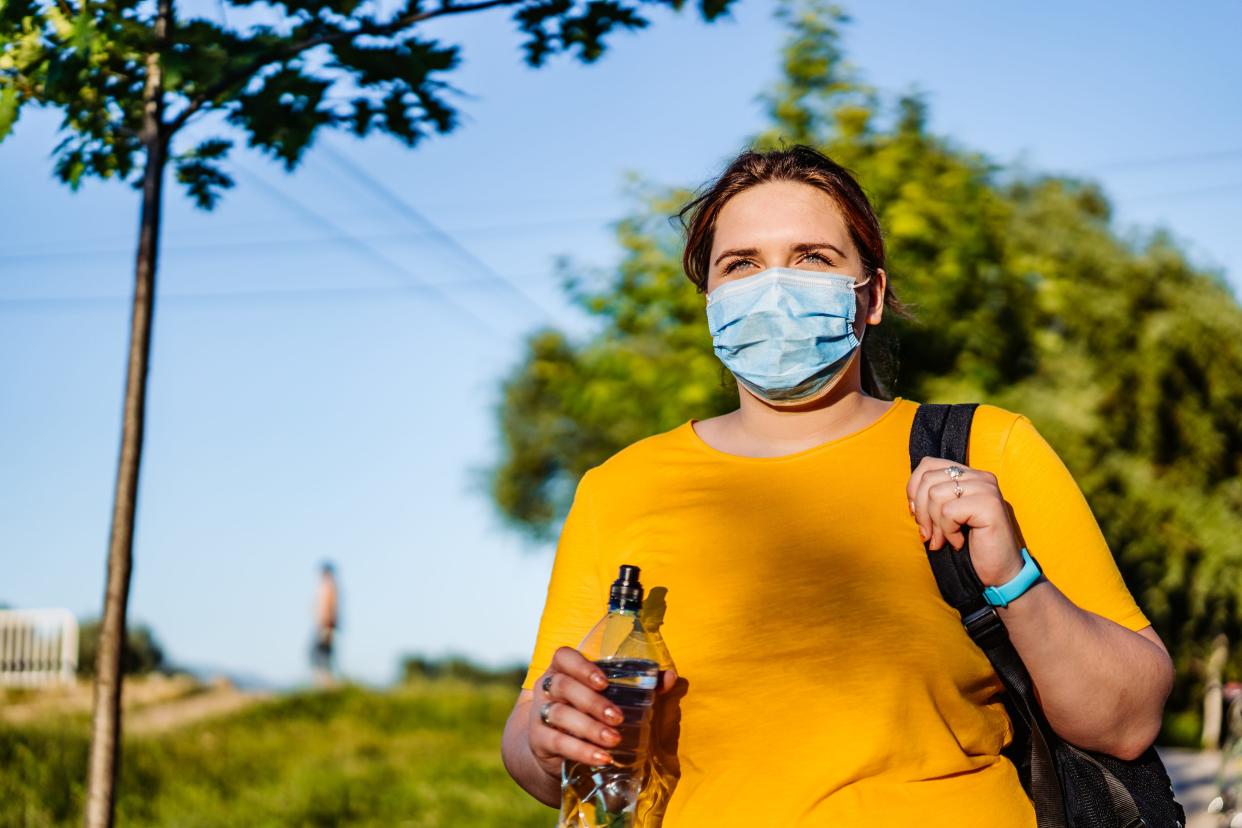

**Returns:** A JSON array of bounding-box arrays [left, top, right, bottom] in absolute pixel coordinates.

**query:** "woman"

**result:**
[[500, 145, 1174, 826]]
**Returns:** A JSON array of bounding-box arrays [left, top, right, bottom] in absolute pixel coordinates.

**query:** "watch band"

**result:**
[[981, 548, 1043, 608]]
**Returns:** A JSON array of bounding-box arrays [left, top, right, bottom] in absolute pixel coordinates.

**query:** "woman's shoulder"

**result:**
[[580, 421, 699, 492], [965, 403, 1047, 476]]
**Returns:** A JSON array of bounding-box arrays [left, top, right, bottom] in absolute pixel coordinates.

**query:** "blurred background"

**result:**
[[2, 0, 1240, 824]]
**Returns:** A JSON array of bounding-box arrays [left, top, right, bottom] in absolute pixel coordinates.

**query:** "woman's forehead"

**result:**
[[712, 181, 850, 253]]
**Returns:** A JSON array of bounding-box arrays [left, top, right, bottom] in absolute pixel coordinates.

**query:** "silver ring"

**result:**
[[953, 481, 964, 498], [540, 701, 555, 728], [946, 465, 966, 480], [541, 674, 554, 696]]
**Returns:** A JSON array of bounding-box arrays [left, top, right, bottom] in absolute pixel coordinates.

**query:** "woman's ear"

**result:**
[[865, 268, 887, 325]]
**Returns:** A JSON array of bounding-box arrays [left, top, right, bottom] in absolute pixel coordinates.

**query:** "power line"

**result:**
[[6, 145, 1240, 267], [0, 214, 617, 263], [1127, 181, 1242, 203], [1000, 147, 1242, 181], [1088, 148, 1242, 174], [317, 141, 558, 323], [0, 280, 520, 311], [231, 164, 498, 331]]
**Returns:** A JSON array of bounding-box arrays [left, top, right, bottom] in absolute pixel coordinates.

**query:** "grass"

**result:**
[[0, 680, 556, 827]]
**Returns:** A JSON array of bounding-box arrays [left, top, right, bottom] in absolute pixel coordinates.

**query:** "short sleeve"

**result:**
[[520, 470, 607, 690], [995, 415, 1150, 632]]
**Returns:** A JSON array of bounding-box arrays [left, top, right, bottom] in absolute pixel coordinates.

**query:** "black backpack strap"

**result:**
[[908, 404, 990, 623], [909, 404, 1072, 828]]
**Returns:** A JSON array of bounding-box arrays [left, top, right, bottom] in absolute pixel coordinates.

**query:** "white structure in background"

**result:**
[[0, 608, 79, 686]]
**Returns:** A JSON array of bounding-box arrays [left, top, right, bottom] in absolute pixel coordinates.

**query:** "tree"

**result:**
[[491, 0, 1242, 712], [1, 0, 739, 822], [76, 619, 166, 678]]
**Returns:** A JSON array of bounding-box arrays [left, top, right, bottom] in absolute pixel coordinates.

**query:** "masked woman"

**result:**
[[500, 145, 1173, 826]]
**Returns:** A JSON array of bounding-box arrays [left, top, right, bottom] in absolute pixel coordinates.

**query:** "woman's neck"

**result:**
[[696, 360, 894, 458]]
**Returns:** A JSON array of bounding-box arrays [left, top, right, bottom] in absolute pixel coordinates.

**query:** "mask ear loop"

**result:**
[[850, 270, 879, 352]]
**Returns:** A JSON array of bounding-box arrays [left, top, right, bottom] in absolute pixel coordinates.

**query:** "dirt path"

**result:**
[[126, 684, 271, 735], [1, 674, 270, 735]]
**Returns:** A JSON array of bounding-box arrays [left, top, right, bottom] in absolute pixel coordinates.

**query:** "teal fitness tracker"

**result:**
[[982, 548, 1043, 608]]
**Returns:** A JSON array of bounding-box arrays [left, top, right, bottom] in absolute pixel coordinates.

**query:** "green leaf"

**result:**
[[514, 0, 574, 67], [174, 137, 235, 209], [192, 137, 232, 161], [0, 0, 41, 33], [349, 97, 374, 137], [559, 0, 650, 64], [175, 158, 235, 209], [0, 83, 20, 141], [227, 67, 332, 169], [699, 0, 734, 20], [70, 9, 98, 52], [53, 146, 87, 189]]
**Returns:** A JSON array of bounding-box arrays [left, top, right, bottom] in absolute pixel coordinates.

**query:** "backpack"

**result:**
[[909, 403, 1185, 828]]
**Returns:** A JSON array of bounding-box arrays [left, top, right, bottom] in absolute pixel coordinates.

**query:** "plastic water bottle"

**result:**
[[559, 565, 665, 828]]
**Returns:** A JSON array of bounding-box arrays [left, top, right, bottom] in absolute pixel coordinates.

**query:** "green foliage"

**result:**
[[493, 192, 739, 538], [400, 653, 527, 685], [490, 0, 1242, 704], [758, 1, 868, 146], [0, 683, 552, 826], [1160, 708, 1204, 750], [173, 137, 233, 208], [76, 619, 167, 677], [0, 0, 741, 207]]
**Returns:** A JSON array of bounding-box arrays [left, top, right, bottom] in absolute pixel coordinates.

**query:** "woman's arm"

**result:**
[[502, 690, 561, 806], [504, 466, 626, 804], [909, 455, 1174, 760], [502, 647, 629, 807], [995, 579, 1172, 759]]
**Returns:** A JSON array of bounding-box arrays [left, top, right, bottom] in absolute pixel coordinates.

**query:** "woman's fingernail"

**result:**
[[601, 728, 619, 744], [908, 500, 915, 515], [591, 673, 607, 688], [594, 751, 612, 765], [604, 707, 621, 722], [918, 525, 928, 539]]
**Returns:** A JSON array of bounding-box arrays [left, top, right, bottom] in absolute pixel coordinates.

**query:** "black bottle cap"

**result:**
[[608, 564, 644, 612]]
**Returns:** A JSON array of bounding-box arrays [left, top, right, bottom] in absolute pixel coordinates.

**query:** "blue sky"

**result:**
[[3, 0, 1240, 686]]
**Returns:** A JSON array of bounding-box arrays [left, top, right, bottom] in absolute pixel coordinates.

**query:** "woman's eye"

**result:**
[[803, 251, 835, 266], [722, 259, 753, 275]]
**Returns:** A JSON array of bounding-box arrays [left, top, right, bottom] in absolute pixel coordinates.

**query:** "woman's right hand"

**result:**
[[528, 646, 626, 777]]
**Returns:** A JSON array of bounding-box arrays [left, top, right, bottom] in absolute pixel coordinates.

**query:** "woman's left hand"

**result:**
[[907, 457, 1025, 587]]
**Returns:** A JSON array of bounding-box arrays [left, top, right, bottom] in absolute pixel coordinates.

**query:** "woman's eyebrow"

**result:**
[[791, 241, 848, 259], [713, 241, 848, 266], [713, 246, 760, 266]]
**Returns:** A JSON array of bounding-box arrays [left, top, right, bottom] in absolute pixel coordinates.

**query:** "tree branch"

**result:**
[[164, 0, 522, 135]]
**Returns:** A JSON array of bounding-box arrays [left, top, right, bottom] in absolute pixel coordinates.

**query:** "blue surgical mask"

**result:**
[[705, 267, 869, 403]]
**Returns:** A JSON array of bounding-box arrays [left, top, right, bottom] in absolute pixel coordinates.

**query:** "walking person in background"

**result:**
[[311, 562, 339, 686]]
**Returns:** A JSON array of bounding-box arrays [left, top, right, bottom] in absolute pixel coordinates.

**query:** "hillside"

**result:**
[[0, 679, 553, 827]]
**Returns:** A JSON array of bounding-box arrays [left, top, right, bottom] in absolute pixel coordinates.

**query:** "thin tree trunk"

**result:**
[[83, 0, 170, 823]]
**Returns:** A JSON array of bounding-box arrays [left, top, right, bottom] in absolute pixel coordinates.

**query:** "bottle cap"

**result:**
[[608, 564, 644, 612]]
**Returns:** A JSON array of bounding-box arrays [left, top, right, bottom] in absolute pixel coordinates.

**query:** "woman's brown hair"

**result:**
[[677, 144, 906, 398]]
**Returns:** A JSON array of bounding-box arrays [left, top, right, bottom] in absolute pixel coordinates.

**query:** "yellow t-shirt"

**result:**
[[522, 399, 1150, 827]]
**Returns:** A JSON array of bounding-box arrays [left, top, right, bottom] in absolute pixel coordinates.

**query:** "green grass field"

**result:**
[[0, 681, 556, 827]]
